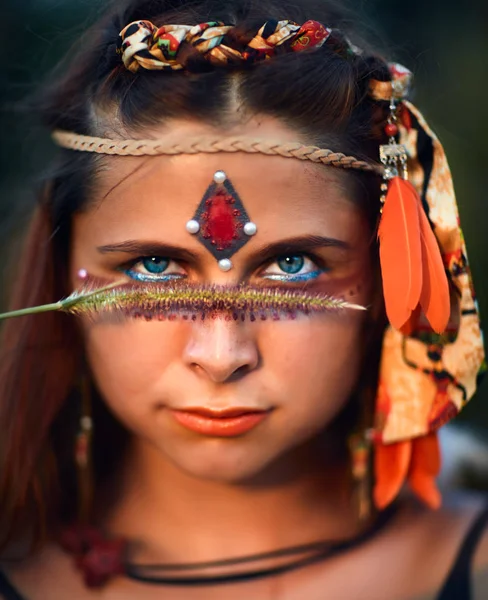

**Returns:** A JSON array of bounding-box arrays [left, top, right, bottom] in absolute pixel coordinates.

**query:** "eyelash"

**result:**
[[121, 253, 329, 283]]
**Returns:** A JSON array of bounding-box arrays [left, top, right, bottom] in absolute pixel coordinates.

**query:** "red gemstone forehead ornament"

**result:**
[[185, 171, 257, 271]]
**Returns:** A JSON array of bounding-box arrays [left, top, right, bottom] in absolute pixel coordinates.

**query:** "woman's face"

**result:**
[[70, 119, 374, 482]]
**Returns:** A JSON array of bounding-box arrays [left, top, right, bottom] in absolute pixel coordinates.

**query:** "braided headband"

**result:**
[[118, 19, 333, 72], [51, 131, 381, 173]]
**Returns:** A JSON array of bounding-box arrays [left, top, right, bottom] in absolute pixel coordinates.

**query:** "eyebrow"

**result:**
[[97, 241, 199, 262], [256, 235, 350, 258], [97, 235, 350, 261]]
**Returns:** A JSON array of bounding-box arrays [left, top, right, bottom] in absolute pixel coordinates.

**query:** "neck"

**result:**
[[102, 434, 362, 564]]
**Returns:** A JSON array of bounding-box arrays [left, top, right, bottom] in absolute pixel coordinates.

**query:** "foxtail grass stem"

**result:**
[[0, 280, 124, 321]]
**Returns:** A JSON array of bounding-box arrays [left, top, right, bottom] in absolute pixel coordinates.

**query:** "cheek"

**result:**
[[259, 310, 366, 439], [83, 321, 183, 424]]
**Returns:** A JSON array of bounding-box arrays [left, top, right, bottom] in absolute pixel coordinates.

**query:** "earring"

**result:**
[[348, 430, 373, 521], [75, 372, 94, 524]]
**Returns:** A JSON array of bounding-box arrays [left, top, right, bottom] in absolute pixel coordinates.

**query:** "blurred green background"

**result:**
[[1, 0, 487, 427]]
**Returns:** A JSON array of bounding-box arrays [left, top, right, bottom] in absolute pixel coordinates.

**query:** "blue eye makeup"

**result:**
[[121, 253, 326, 283], [123, 257, 186, 282], [262, 254, 325, 282]]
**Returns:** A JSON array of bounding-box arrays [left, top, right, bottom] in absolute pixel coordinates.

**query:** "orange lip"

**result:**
[[169, 408, 269, 437]]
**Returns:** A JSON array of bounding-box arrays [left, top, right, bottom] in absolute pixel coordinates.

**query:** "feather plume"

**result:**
[[417, 200, 451, 333], [378, 177, 423, 331], [408, 433, 442, 509], [373, 439, 412, 509], [374, 434, 442, 509], [399, 305, 422, 336]]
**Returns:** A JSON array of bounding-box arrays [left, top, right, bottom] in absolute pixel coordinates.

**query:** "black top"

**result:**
[[0, 574, 22, 600], [437, 504, 488, 600], [1, 505, 488, 599]]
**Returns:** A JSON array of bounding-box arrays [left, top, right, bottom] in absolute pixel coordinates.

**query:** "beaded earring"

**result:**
[[76, 371, 94, 524], [349, 431, 373, 521]]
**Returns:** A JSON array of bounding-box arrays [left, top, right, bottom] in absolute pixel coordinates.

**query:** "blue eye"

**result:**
[[262, 254, 324, 282], [124, 256, 185, 282], [142, 257, 169, 274], [277, 256, 305, 274]]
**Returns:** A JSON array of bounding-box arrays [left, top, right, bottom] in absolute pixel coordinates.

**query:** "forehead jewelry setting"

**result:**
[[185, 171, 257, 271]]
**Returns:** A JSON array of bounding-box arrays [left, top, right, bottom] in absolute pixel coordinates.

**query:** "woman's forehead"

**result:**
[[92, 115, 355, 202], [88, 151, 360, 238]]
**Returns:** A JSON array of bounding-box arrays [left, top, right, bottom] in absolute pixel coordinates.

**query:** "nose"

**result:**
[[183, 318, 259, 383]]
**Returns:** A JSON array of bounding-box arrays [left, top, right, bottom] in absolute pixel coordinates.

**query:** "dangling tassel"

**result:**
[[373, 433, 442, 509], [408, 432, 442, 509], [380, 178, 450, 334], [417, 204, 451, 333], [399, 304, 421, 336], [373, 438, 411, 509], [378, 156, 450, 334], [75, 373, 94, 524], [349, 432, 373, 521], [378, 176, 423, 331]]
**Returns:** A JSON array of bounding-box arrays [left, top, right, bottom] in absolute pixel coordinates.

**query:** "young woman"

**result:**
[[0, 0, 486, 598]]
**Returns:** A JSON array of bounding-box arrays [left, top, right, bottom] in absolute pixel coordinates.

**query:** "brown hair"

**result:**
[[0, 0, 391, 552]]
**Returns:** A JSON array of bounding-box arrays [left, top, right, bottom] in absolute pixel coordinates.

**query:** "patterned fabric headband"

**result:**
[[118, 19, 333, 72]]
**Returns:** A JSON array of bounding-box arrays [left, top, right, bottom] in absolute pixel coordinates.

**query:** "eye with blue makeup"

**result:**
[[123, 257, 186, 282], [123, 253, 326, 283], [261, 255, 326, 282]]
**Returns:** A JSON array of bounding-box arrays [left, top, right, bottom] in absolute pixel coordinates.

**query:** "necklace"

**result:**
[[123, 503, 399, 586]]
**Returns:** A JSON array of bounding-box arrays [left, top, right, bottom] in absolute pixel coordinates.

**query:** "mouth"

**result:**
[[168, 407, 271, 437]]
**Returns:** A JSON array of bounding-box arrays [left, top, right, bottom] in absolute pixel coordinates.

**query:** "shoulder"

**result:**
[[400, 490, 488, 599], [407, 489, 488, 562], [275, 491, 488, 600], [428, 489, 488, 559], [1, 544, 89, 600], [471, 501, 488, 600]]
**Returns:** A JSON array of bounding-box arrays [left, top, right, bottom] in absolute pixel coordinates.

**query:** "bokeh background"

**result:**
[[1, 0, 487, 430]]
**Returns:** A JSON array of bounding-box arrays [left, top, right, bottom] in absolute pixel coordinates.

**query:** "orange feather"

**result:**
[[373, 439, 412, 509], [408, 433, 442, 509], [399, 304, 422, 336], [378, 177, 423, 331], [417, 198, 450, 333]]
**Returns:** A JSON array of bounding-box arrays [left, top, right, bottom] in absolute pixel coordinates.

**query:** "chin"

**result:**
[[166, 441, 278, 484]]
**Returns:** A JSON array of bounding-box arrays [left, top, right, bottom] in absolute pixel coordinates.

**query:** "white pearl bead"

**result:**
[[186, 219, 200, 234], [213, 170, 227, 184], [218, 258, 233, 272], [77, 268, 88, 280], [81, 416, 93, 431], [243, 222, 257, 236]]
